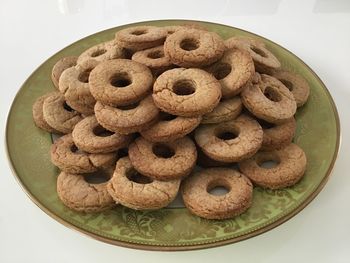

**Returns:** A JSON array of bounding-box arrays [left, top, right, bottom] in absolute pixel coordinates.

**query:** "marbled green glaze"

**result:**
[[6, 20, 339, 250]]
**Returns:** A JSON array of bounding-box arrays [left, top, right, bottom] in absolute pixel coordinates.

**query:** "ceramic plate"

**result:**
[[6, 20, 340, 251]]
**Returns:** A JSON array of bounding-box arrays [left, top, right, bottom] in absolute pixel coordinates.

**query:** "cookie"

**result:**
[[241, 74, 297, 124], [197, 148, 232, 168], [57, 168, 115, 212], [51, 134, 116, 174], [141, 112, 201, 142], [72, 115, 133, 153], [164, 28, 225, 67], [182, 168, 253, 219], [152, 68, 222, 117], [128, 136, 197, 180], [271, 70, 310, 107], [51, 56, 78, 89], [89, 59, 153, 106], [225, 37, 281, 73], [239, 143, 307, 189], [115, 26, 167, 51], [59, 64, 96, 115], [94, 95, 159, 134], [32, 92, 60, 133], [195, 114, 263, 162], [42, 92, 83, 134], [107, 157, 181, 210], [205, 48, 255, 98], [202, 96, 242, 124], [163, 23, 207, 36]]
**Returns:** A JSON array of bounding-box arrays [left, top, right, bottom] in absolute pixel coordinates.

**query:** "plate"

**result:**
[[6, 20, 340, 251]]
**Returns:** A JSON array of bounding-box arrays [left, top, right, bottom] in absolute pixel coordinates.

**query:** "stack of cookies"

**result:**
[[32, 23, 309, 219]]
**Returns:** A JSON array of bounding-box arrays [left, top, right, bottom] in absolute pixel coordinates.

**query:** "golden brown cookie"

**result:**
[[205, 48, 255, 98], [94, 95, 159, 134], [115, 26, 167, 51], [182, 168, 253, 219], [51, 56, 78, 89], [241, 74, 297, 124], [57, 168, 115, 212], [72, 115, 133, 153], [164, 28, 225, 67], [128, 136, 197, 180], [107, 157, 181, 210], [140, 112, 201, 142], [271, 70, 310, 107], [51, 134, 116, 174], [195, 114, 263, 162], [225, 36, 281, 73], [42, 92, 83, 134], [89, 59, 153, 106], [202, 96, 242, 124], [153, 68, 221, 117], [197, 148, 233, 168], [239, 143, 307, 189]]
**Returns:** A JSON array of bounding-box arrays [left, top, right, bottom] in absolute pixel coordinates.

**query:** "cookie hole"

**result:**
[[207, 179, 231, 196], [84, 170, 111, 184], [63, 102, 74, 112], [257, 119, 275, 129], [93, 125, 114, 137], [110, 73, 131, 88], [216, 131, 238, 140], [91, 48, 107, 57], [117, 148, 128, 158], [180, 38, 200, 51], [280, 79, 294, 91], [152, 143, 175, 158], [147, 50, 163, 59], [117, 102, 140, 110], [127, 169, 153, 184], [264, 86, 282, 102], [131, 30, 147, 36], [251, 46, 267, 58], [257, 154, 281, 169], [159, 112, 177, 121], [70, 144, 83, 153], [259, 160, 280, 169], [78, 68, 93, 83], [173, 80, 196, 96], [212, 63, 232, 80]]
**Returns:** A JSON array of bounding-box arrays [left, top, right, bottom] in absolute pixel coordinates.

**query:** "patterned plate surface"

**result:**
[[6, 20, 340, 251]]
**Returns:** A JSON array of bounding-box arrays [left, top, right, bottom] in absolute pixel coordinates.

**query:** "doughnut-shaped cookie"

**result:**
[[51, 56, 78, 89], [32, 92, 59, 133], [258, 118, 296, 151], [271, 70, 310, 107], [115, 26, 167, 51], [205, 48, 255, 98], [51, 134, 116, 174], [239, 143, 307, 189], [107, 157, 181, 210], [59, 64, 96, 115], [94, 95, 159, 134], [42, 92, 83, 134], [182, 168, 253, 219], [225, 37, 281, 73], [57, 169, 115, 212], [72, 115, 133, 153], [241, 74, 297, 124], [197, 148, 232, 168], [202, 96, 242, 124], [153, 68, 221, 117], [195, 114, 263, 162], [128, 136, 197, 180], [141, 112, 201, 142], [89, 59, 153, 106], [164, 28, 225, 67]]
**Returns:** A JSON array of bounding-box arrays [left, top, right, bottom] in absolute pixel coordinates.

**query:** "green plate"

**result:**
[[6, 20, 340, 251]]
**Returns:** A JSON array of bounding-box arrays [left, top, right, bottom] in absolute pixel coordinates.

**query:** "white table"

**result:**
[[1, 0, 349, 262]]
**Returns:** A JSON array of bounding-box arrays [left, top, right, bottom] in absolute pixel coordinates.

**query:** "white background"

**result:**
[[1, 0, 350, 262]]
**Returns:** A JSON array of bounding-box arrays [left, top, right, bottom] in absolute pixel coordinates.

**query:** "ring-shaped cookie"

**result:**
[[195, 114, 263, 162], [51, 134, 116, 174], [164, 28, 225, 67], [153, 68, 221, 117], [241, 74, 297, 124], [239, 143, 307, 189], [182, 168, 253, 219], [89, 59, 153, 106], [72, 115, 133, 153], [205, 48, 255, 98], [128, 136, 197, 180], [94, 95, 159, 134], [51, 56, 78, 89], [107, 157, 181, 210], [202, 96, 242, 124]]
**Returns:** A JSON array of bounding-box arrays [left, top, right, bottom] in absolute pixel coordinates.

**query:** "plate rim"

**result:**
[[5, 19, 341, 251]]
